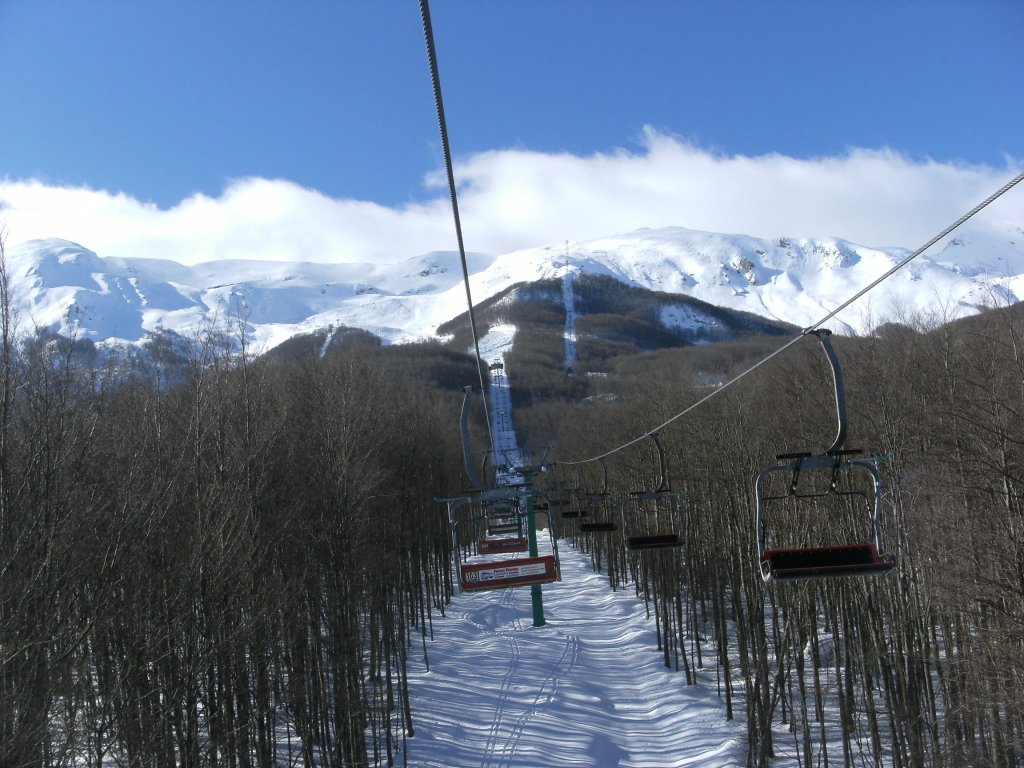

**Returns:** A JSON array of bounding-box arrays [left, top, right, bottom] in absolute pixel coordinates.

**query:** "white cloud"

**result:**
[[2, 129, 1020, 265]]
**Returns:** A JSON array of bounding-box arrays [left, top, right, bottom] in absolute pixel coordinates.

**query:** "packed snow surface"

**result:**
[[562, 271, 578, 370], [8, 223, 1024, 349], [404, 544, 745, 767]]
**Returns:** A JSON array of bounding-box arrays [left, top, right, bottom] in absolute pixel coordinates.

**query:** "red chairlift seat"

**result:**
[[760, 542, 895, 581]]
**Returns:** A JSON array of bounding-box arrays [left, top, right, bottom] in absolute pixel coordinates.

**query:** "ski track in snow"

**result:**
[[403, 546, 745, 768]]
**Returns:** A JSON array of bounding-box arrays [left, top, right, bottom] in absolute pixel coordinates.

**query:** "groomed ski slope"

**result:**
[[403, 545, 745, 767], [562, 269, 577, 371]]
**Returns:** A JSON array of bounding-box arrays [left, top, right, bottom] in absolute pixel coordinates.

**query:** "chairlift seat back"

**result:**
[[580, 521, 617, 533]]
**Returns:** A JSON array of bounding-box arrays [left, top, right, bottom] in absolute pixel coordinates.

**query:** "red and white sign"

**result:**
[[460, 556, 558, 592]]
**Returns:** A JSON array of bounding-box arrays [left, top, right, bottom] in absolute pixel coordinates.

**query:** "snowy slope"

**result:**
[[404, 544, 745, 767], [7, 222, 1023, 350], [563, 272, 578, 369], [478, 324, 524, 478]]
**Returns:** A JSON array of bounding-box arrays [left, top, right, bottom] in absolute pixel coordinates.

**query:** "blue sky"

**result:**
[[1, 1, 1021, 264]]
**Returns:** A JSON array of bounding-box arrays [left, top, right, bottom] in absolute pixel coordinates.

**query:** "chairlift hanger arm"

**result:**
[[646, 432, 670, 493], [808, 329, 849, 455]]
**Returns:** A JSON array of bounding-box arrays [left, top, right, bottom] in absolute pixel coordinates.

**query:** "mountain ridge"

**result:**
[[6, 223, 1022, 351]]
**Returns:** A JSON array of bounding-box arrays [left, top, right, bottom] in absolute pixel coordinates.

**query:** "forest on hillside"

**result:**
[[0, 235, 481, 766], [2, 218, 1023, 768]]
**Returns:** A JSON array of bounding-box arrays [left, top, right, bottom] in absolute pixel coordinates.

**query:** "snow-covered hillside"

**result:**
[[6, 223, 1023, 350]]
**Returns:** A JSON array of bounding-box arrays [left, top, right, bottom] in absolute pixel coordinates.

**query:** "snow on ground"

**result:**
[[562, 271, 578, 371], [403, 544, 745, 767], [477, 324, 523, 476], [478, 324, 517, 365], [490, 364, 522, 473], [659, 303, 722, 340]]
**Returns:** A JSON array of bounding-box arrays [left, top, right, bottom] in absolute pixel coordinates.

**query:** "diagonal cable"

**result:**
[[419, 0, 496, 460]]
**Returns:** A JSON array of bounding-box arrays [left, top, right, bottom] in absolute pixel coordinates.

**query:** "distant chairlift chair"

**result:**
[[622, 434, 684, 550], [756, 330, 896, 582], [580, 459, 618, 533]]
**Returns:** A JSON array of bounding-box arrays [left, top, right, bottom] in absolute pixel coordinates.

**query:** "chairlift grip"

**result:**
[[649, 432, 670, 493]]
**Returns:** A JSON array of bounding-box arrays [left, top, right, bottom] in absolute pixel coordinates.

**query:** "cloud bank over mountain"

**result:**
[[2, 130, 1020, 266]]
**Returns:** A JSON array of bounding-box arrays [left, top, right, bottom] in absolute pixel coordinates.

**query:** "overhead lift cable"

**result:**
[[557, 171, 1024, 467], [420, 0, 496, 459]]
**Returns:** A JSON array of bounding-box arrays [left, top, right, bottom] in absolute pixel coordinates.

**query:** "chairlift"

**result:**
[[580, 460, 619, 533], [557, 490, 586, 519], [559, 471, 590, 520], [622, 434, 684, 549], [449, 493, 561, 593], [623, 492, 684, 549], [756, 330, 896, 582]]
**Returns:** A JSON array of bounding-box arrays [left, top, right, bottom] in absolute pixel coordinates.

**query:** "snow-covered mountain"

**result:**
[[6, 224, 1023, 351]]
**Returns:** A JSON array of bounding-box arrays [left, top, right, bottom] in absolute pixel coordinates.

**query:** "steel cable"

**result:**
[[419, 0, 496, 459]]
